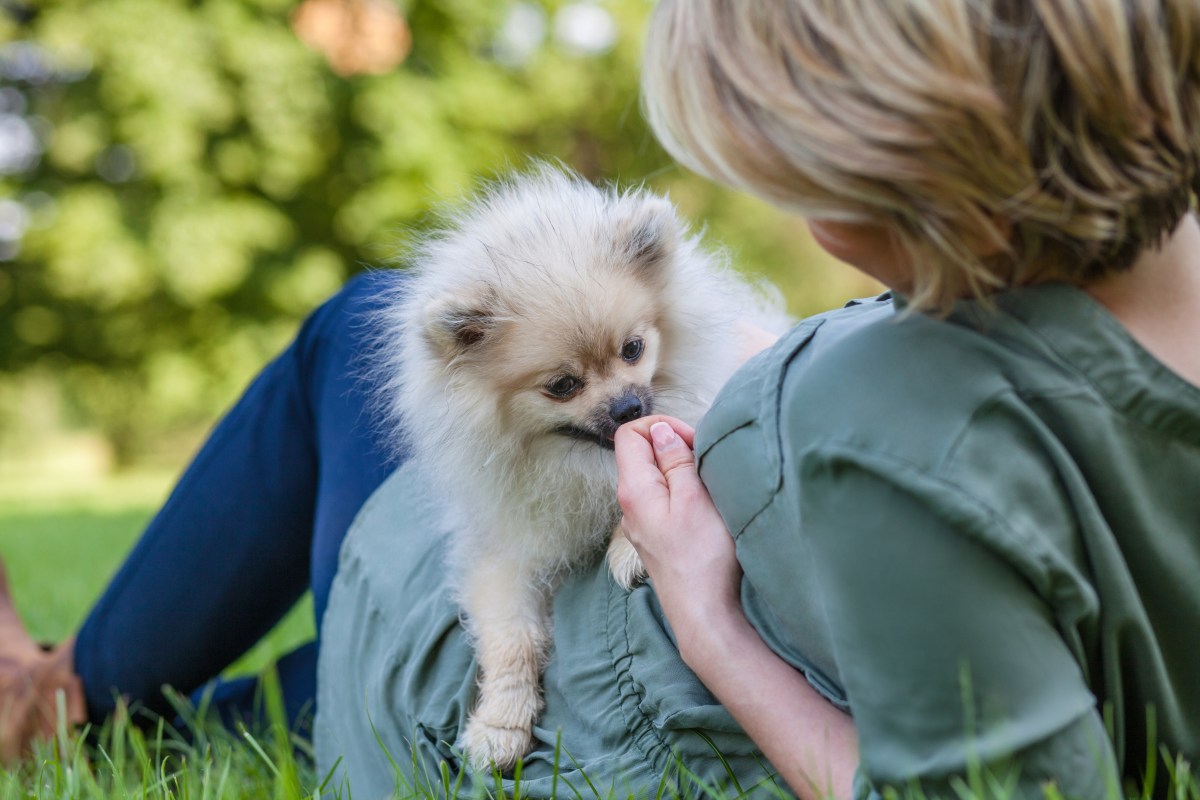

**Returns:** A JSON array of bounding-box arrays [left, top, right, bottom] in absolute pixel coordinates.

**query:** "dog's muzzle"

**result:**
[[554, 388, 654, 450]]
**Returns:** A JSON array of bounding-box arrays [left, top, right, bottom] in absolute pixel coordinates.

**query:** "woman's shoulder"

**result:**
[[775, 288, 1097, 476], [696, 292, 1103, 717], [761, 288, 1124, 574], [696, 289, 1093, 542]]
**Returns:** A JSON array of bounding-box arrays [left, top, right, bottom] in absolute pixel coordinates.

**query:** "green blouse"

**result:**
[[315, 285, 1199, 799]]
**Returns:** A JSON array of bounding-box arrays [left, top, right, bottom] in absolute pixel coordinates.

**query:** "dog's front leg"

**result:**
[[606, 521, 646, 590], [459, 557, 552, 772]]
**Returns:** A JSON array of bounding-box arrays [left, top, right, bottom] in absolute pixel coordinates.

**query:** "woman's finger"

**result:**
[[614, 423, 668, 513], [648, 421, 700, 490], [614, 423, 660, 481], [617, 415, 696, 449]]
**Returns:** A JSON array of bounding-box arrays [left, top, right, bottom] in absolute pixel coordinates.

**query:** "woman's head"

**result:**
[[643, 1, 1200, 310]]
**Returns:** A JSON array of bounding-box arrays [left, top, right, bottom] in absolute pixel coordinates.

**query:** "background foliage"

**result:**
[[0, 0, 874, 468]]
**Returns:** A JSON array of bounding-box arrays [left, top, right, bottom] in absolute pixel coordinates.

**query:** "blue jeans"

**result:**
[[73, 270, 403, 731]]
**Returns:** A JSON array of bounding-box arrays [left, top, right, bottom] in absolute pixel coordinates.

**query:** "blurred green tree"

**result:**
[[0, 0, 873, 465]]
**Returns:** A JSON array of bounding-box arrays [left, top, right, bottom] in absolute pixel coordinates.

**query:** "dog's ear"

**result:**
[[422, 292, 498, 361], [616, 197, 680, 286]]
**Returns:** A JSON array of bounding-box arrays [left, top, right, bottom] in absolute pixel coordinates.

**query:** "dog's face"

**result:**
[[493, 279, 663, 451], [418, 194, 680, 454], [424, 270, 664, 453]]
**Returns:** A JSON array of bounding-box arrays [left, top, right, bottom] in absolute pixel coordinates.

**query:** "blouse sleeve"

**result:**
[[796, 452, 1119, 800]]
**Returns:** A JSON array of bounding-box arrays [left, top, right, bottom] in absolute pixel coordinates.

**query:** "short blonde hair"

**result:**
[[642, 0, 1200, 310]]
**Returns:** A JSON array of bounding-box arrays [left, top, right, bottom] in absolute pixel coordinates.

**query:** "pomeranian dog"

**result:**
[[371, 167, 785, 771]]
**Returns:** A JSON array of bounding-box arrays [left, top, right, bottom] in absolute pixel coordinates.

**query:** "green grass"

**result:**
[[0, 471, 324, 798], [0, 474, 1196, 799], [0, 691, 321, 799]]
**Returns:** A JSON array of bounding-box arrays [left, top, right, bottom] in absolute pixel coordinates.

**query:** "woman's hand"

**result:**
[[614, 416, 745, 660], [615, 416, 858, 800]]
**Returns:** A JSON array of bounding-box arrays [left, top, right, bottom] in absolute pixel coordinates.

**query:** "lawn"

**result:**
[[0, 474, 1195, 800], [0, 471, 322, 798]]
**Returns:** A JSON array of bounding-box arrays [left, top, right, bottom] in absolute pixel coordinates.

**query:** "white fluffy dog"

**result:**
[[371, 167, 784, 771]]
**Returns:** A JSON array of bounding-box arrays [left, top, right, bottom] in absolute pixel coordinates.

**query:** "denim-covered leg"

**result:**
[[190, 641, 319, 732], [73, 270, 403, 725]]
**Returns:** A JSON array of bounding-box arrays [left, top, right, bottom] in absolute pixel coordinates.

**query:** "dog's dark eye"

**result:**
[[545, 375, 582, 398], [621, 337, 645, 363]]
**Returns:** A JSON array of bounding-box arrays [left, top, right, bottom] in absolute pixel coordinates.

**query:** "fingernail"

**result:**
[[650, 421, 678, 450]]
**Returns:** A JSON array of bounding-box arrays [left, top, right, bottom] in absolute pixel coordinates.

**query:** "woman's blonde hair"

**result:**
[[643, 0, 1200, 310]]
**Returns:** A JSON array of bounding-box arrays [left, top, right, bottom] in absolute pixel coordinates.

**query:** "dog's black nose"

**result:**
[[609, 393, 645, 425]]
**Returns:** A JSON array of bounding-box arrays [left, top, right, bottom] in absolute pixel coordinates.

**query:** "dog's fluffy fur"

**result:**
[[371, 167, 785, 770]]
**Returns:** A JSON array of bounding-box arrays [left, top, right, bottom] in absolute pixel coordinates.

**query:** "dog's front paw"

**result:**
[[461, 714, 533, 772], [606, 532, 646, 590]]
